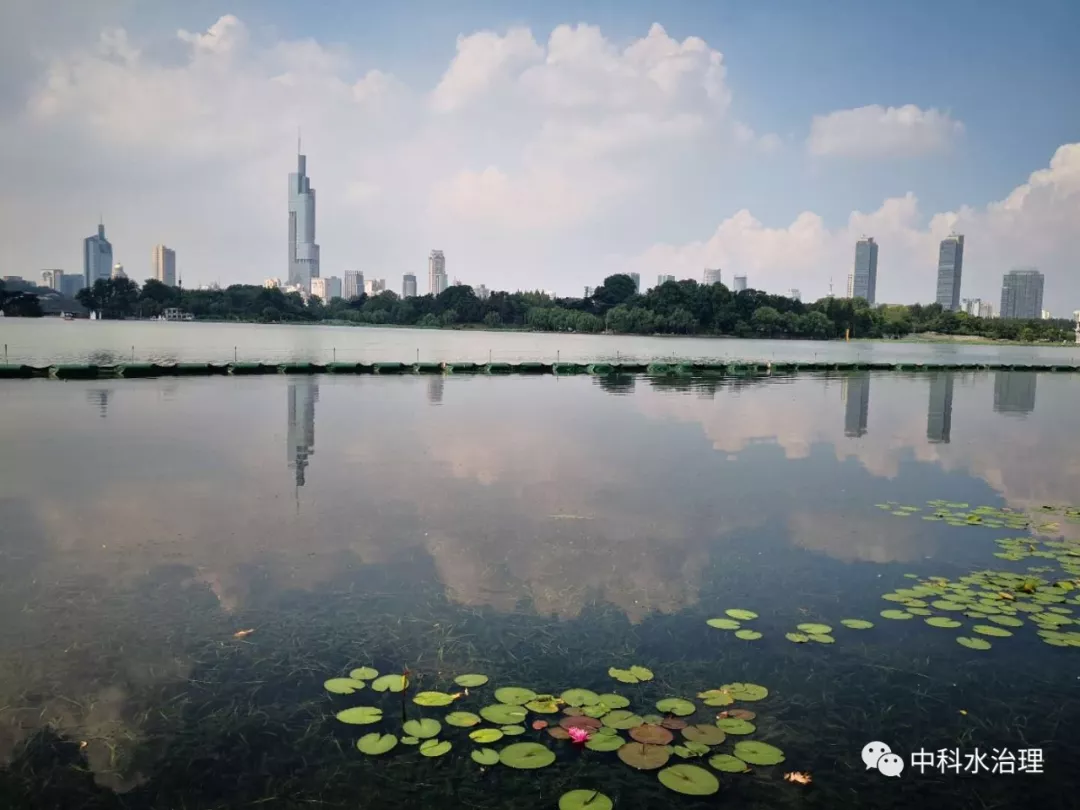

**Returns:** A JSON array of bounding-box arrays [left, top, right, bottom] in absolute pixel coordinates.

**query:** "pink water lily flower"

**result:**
[[567, 726, 591, 744]]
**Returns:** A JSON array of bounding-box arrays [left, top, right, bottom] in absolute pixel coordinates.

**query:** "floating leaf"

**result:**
[[356, 733, 397, 755], [470, 728, 504, 744], [908, 608, 934, 616], [785, 632, 810, 643], [454, 674, 489, 688], [585, 733, 624, 752], [445, 711, 482, 728], [987, 615, 1024, 627], [655, 698, 695, 716], [602, 710, 645, 729], [641, 714, 664, 725], [629, 665, 654, 681], [494, 687, 536, 706], [697, 689, 734, 707], [735, 630, 763, 640], [715, 717, 755, 735], [840, 619, 874, 629], [657, 764, 720, 796], [560, 716, 602, 730], [706, 618, 741, 630], [925, 617, 962, 628], [548, 727, 571, 740], [419, 739, 451, 758], [558, 790, 614, 810], [596, 693, 630, 709], [471, 748, 499, 765], [580, 704, 610, 719], [880, 610, 914, 620], [682, 724, 726, 745], [371, 674, 407, 693], [607, 668, 639, 683], [808, 633, 835, 644], [931, 600, 966, 611], [561, 689, 601, 707], [630, 725, 674, 745], [336, 706, 382, 725], [973, 625, 1013, 637], [957, 636, 992, 650], [349, 667, 378, 681], [618, 742, 670, 770], [526, 697, 561, 714], [480, 704, 528, 724], [796, 623, 832, 634], [709, 753, 749, 773], [414, 691, 457, 707], [499, 742, 556, 770], [719, 683, 768, 701], [400, 736, 419, 745], [660, 717, 688, 729], [501, 725, 526, 735], [324, 678, 366, 695], [402, 718, 441, 739], [725, 609, 759, 620], [733, 740, 785, 765], [720, 709, 757, 721]]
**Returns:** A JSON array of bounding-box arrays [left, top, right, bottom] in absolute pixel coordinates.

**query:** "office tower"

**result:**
[[365, 278, 386, 295], [428, 250, 448, 295], [841, 374, 870, 437], [41, 269, 63, 291], [978, 301, 994, 318], [935, 234, 964, 311], [994, 372, 1037, 415], [657, 274, 675, 287], [111, 263, 126, 280], [402, 273, 417, 298], [475, 284, 490, 300], [733, 275, 748, 292], [324, 276, 342, 300], [288, 149, 320, 291], [264, 278, 281, 289], [287, 379, 318, 487], [962, 298, 981, 316], [845, 273, 854, 298], [999, 269, 1044, 319], [926, 373, 954, 444], [584, 286, 594, 298], [344, 270, 365, 299], [789, 289, 801, 301], [83, 223, 113, 287], [703, 268, 722, 286], [310, 277, 327, 301], [152, 245, 177, 286], [629, 272, 641, 293], [60, 275, 84, 297], [852, 237, 878, 304]]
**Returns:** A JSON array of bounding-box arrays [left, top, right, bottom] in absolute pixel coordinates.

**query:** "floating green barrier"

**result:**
[[0, 364, 35, 379], [278, 362, 324, 374], [230, 362, 271, 375], [116, 363, 161, 378], [553, 362, 585, 374], [446, 362, 478, 373], [615, 362, 648, 372], [513, 361, 548, 373], [49, 364, 100, 380], [646, 362, 674, 374], [587, 363, 615, 374], [484, 362, 512, 374], [412, 362, 443, 374], [832, 362, 856, 371], [373, 362, 406, 373], [326, 362, 363, 373]]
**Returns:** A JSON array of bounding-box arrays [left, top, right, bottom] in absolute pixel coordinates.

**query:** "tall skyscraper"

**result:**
[[788, 289, 801, 301], [845, 273, 854, 298], [841, 374, 871, 437], [852, 237, 878, 304], [152, 245, 177, 286], [927, 373, 954, 444], [584, 286, 594, 298], [83, 223, 113, 287], [287, 379, 318, 487], [288, 149, 320, 291], [365, 278, 386, 296], [402, 273, 417, 298], [703, 268, 722, 286], [428, 250, 448, 295], [733, 275, 748, 292], [475, 284, 490, 300], [41, 269, 63, 291], [994, 372, 1037, 415], [60, 275, 84, 297], [629, 272, 641, 293], [935, 234, 964, 311], [344, 270, 365, 299], [999, 269, 1044, 319], [657, 274, 675, 287]]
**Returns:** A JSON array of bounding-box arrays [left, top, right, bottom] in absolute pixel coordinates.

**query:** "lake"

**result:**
[[3, 317, 1080, 366], [1, 371, 1078, 809]]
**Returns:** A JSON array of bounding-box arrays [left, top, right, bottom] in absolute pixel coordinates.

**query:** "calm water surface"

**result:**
[[1, 371, 1078, 809], [3, 317, 1080, 365]]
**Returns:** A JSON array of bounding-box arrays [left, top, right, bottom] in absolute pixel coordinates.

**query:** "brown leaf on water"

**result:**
[[232, 628, 256, 639], [784, 771, 812, 785]]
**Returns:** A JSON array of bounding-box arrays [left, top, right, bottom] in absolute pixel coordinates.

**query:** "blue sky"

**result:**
[[2, 0, 1078, 309]]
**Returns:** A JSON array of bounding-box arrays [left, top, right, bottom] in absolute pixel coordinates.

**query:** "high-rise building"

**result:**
[[60, 275, 85, 297], [83, 223, 113, 287], [994, 372, 1037, 415], [845, 273, 854, 298], [324, 276, 342, 300], [657, 274, 675, 287], [584, 286, 594, 298], [999, 269, 1044, 320], [935, 234, 964, 311], [401, 273, 417, 298], [152, 244, 177, 286], [1041, 309, 1052, 320], [789, 289, 801, 302], [288, 150, 320, 291], [111, 263, 126, 280], [344, 270, 365, 299], [979, 301, 994, 319], [476, 284, 490, 300], [852, 237, 878, 304], [703, 268, 722, 287], [41, 269, 63, 291], [841, 374, 870, 437], [733, 275, 748, 292], [428, 250, 448, 295], [629, 272, 641, 293], [365, 278, 386, 296], [927, 373, 954, 444], [962, 297, 981, 316], [310, 277, 328, 301]]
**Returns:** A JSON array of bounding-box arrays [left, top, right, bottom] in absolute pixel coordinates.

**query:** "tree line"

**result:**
[[4, 274, 1073, 343]]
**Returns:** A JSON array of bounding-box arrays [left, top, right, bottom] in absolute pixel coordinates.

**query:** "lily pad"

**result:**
[[580, 704, 610, 719], [931, 600, 966, 611], [561, 689, 601, 707], [335, 706, 382, 725], [840, 619, 874, 629], [445, 711, 482, 727], [607, 668, 639, 683], [709, 753, 749, 773], [560, 716, 602, 730], [499, 742, 556, 770], [585, 733, 624, 752], [660, 717, 688, 729], [419, 739, 451, 758], [655, 698, 695, 716], [682, 724, 726, 745], [356, 733, 397, 755], [697, 689, 734, 707], [324, 678, 366, 695], [808, 633, 835, 643], [785, 632, 810, 643], [470, 728, 504, 744], [706, 618, 741, 630], [720, 709, 756, 721], [725, 609, 759, 620], [735, 629, 763, 640], [987, 615, 1024, 627], [957, 636, 992, 650], [371, 674, 407, 693], [349, 667, 378, 681], [402, 718, 441, 739], [501, 725, 526, 735], [603, 710, 645, 729], [733, 740, 785, 765], [925, 617, 962, 628], [715, 717, 755, 735], [480, 704, 528, 725], [526, 697, 562, 714], [494, 687, 537, 706], [618, 742, 670, 770], [641, 714, 664, 725], [796, 623, 832, 634], [973, 625, 1013, 637], [629, 665, 654, 681], [880, 610, 914, 620], [471, 748, 499, 765], [559, 790, 614, 810], [414, 691, 457, 707], [596, 693, 630, 709], [719, 683, 768, 701], [400, 736, 419, 745], [657, 764, 720, 796], [630, 725, 674, 745], [547, 727, 571, 740], [454, 674, 489, 688]]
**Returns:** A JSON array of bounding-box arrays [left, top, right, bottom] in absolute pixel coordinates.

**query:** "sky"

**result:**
[[1, 0, 1078, 310]]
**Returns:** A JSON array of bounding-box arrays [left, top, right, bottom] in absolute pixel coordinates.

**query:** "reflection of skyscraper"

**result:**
[[86, 388, 112, 418], [427, 375, 445, 405], [927, 373, 954, 443], [993, 372, 1037, 415], [287, 380, 318, 486], [840, 373, 870, 437]]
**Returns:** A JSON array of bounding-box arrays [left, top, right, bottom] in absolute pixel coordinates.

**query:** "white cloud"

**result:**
[[807, 104, 964, 158], [431, 27, 543, 112]]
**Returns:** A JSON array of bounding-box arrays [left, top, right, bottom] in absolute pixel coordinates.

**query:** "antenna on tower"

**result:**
[[297, 126, 301, 155], [829, 276, 834, 297]]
